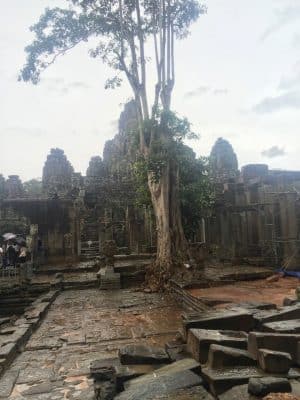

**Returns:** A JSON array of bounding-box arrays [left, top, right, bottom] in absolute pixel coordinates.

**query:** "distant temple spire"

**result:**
[[209, 137, 239, 182]]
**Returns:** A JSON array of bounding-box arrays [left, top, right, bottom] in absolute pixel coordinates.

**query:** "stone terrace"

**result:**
[[1, 289, 181, 399]]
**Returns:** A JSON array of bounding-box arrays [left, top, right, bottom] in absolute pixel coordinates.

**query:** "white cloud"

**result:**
[[185, 86, 210, 98], [261, 4, 300, 41], [253, 91, 300, 113], [262, 145, 286, 158], [278, 61, 300, 90]]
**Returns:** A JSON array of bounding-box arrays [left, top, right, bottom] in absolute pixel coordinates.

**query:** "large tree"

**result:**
[[20, 0, 206, 286]]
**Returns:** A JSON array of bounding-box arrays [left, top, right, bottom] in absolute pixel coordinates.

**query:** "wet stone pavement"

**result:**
[[1, 289, 182, 399]]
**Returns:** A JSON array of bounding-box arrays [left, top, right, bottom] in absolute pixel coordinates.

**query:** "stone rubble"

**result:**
[[1, 266, 300, 399]]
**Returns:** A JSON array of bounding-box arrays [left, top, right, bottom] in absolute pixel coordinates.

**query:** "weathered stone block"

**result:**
[[150, 386, 214, 399], [283, 298, 298, 307], [0, 370, 19, 397], [124, 358, 200, 390], [90, 365, 116, 382], [218, 384, 249, 400], [187, 329, 248, 363], [183, 309, 254, 335], [201, 365, 262, 396], [0, 342, 17, 363], [248, 332, 300, 361], [119, 344, 170, 365], [238, 302, 277, 311], [208, 344, 256, 368], [22, 382, 62, 396], [263, 319, 300, 334], [114, 364, 158, 391], [0, 327, 17, 335], [203, 366, 300, 397], [94, 380, 116, 400], [165, 344, 187, 362], [254, 304, 300, 328], [115, 370, 202, 400], [258, 348, 292, 373], [248, 377, 291, 396]]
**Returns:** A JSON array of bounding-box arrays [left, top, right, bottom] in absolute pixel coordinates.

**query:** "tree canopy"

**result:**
[[19, 1, 206, 131]]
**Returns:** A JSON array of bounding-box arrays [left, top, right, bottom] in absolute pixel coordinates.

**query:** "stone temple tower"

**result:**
[[209, 137, 239, 182], [42, 148, 74, 197]]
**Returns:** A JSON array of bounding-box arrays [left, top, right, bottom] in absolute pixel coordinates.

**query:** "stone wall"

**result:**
[[206, 162, 300, 268], [0, 198, 79, 263]]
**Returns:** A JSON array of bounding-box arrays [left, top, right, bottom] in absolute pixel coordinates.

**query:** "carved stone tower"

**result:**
[[210, 137, 239, 182]]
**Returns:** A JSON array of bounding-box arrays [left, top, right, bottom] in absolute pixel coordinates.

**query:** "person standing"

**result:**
[[18, 246, 28, 284], [0, 246, 3, 267], [7, 242, 17, 266]]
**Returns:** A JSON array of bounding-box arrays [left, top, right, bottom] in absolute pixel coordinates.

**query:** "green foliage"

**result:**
[[159, 110, 198, 141], [19, 1, 206, 85], [23, 179, 43, 197], [132, 156, 152, 207], [133, 109, 199, 183], [133, 142, 215, 237], [178, 147, 214, 238]]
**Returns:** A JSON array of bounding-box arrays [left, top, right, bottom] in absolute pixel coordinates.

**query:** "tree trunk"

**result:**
[[147, 157, 190, 287]]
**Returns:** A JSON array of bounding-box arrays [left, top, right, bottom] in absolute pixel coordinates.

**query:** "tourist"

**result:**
[[0, 246, 3, 267], [18, 246, 28, 284], [18, 246, 27, 264], [6, 242, 17, 266]]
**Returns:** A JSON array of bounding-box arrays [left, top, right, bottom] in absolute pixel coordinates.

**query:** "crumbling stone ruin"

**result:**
[[1, 103, 300, 399], [1, 123, 300, 270], [1, 132, 300, 399], [42, 148, 75, 198], [209, 137, 239, 183]]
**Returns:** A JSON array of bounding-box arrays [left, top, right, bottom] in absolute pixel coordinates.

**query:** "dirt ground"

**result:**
[[189, 276, 300, 307]]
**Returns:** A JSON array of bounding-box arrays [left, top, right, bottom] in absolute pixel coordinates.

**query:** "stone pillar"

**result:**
[[278, 192, 299, 268]]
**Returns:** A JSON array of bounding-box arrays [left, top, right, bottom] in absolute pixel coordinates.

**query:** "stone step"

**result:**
[[187, 329, 248, 364], [254, 304, 300, 328], [183, 309, 255, 337], [81, 255, 99, 260], [201, 365, 300, 396], [99, 267, 121, 290], [119, 344, 170, 366], [207, 344, 256, 369], [263, 319, 300, 333], [258, 348, 292, 373], [248, 377, 292, 397], [248, 332, 300, 362]]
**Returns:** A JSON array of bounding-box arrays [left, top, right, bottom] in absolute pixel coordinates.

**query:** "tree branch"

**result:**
[[135, 0, 149, 120]]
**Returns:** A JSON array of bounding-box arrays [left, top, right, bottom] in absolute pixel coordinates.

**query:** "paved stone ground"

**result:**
[[1, 289, 182, 399]]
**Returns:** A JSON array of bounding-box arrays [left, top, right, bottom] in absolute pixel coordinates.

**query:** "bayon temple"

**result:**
[[1, 104, 300, 269], [1, 104, 300, 399]]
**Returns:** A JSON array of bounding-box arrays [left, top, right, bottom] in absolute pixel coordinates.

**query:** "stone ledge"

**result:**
[[0, 289, 60, 377]]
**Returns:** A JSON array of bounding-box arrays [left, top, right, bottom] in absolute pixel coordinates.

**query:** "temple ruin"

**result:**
[[1, 131, 299, 269], [1, 107, 300, 399]]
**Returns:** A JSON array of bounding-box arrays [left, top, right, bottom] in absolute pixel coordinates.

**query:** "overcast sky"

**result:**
[[1, 0, 300, 181]]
